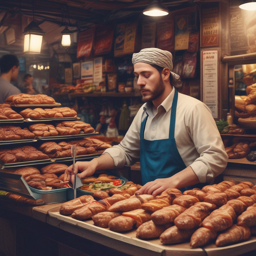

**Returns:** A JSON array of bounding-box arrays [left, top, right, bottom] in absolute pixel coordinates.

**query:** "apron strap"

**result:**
[[169, 88, 178, 139], [140, 114, 148, 140]]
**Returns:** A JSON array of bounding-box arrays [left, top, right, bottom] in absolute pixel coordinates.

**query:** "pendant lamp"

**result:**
[[61, 27, 71, 47], [143, 0, 169, 17], [239, 0, 256, 10]]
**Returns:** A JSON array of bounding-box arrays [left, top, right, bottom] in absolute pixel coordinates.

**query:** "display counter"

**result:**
[[1, 197, 256, 256]]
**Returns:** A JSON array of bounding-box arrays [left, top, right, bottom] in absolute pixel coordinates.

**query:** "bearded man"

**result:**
[[65, 48, 228, 195]]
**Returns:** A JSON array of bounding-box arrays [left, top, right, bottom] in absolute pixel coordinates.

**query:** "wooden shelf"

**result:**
[[68, 91, 141, 99], [221, 134, 256, 138], [228, 158, 256, 165]]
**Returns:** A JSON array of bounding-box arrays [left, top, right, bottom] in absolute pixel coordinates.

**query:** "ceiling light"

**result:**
[[143, 0, 169, 17], [23, 20, 44, 54], [61, 27, 71, 46], [239, 1, 256, 10]]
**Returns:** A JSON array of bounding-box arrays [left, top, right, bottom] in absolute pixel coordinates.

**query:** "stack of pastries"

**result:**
[[39, 138, 110, 158], [0, 104, 22, 119], [5, 94, 56, 105], [14, 164, 69, 190], [59, 180, 256, 248], [20, 107, 77, 119], [0, 146, 49, 163], [0, 126, 35, 140]]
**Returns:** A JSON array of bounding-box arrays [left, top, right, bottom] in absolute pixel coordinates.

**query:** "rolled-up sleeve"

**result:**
[[104, 107, 143, 167], [188, 103, 228, 183]]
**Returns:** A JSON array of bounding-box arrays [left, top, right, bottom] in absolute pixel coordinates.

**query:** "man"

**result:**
[[65, 48, 228, 196], [0, 54, 21, 104], [23, 74, 38, 95]]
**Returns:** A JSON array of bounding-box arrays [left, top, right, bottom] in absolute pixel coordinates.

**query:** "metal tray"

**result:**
[[10, 103, 61, 107], [37, 132, 99, 141], [54, 153, 102, 163], [0, 139, 37, 146], [25, 117, 80, 122], [0, 118, 24, 124], [29, 186, 73, 204], [0, 158, 53, 169]]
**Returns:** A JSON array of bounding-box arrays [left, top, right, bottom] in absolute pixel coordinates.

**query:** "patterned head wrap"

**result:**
[[132, 48, 182, 88]]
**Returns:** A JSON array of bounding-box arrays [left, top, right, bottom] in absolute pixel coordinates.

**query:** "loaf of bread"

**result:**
[[5, 93, 56, 105], [0, 126, 35, 140], [41, 163, 68, 174], [190, 227, 217, 248], [172, 195, 199, 208], [56, 121, 95, 134], [109, 216, 136, 232], [122, 209, 151, 227], [0, 104, 22, 119], [92, 212, 121, 228], [225, 142, 250, 159]]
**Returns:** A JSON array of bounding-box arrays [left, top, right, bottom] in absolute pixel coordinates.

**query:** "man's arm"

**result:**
[[138, 166, 199, 196]]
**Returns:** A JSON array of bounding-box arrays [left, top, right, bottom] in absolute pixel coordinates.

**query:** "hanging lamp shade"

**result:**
[[239, 0, 256, 10], [143, 0, 169, 17], [61, 27, 71, 46], [23, 20, 44, 54]]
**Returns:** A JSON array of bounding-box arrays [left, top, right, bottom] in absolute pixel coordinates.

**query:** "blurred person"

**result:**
[[23, 74, 38, 95], [0, 54, 21, 104]]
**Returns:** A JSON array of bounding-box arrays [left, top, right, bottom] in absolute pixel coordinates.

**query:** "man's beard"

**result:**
[[141, 77, 165, 102]]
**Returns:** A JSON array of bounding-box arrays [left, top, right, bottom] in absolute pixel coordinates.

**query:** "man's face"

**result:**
[[11, 66, 20, 82], [134, 63, 165, 102], [24, 76, 33, 86]]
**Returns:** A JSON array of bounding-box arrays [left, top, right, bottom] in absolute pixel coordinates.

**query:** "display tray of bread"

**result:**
[[5, 93, 60, 107], [0, 126, 36, 145], [29, 121, 97, 140], [48, 180, 256, 253], [78, 172, 129, 195], [0, 104, 23, 122], [0, 146, 51, 168], [39, 138, 111, 160], [20, 107, 77, 120]]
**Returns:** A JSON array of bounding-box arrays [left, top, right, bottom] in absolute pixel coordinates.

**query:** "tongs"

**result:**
[[71, 145, 82, 198]]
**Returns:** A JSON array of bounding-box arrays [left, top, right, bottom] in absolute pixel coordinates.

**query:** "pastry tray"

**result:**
[[25, 117, 80, 122], [0, 118, 24, 124], [54, 153, 102, 163], [10, 103, 61, 107], [0, 158, 53, 169], [37, 132, 99, 141], [0, 139, 37, 146]]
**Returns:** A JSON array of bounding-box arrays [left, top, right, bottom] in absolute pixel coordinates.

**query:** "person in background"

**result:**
[[65, 48, 228, 196], [95, 115, 108, 135], [23, 74, 38, 95], [0, 54, 21, 104]]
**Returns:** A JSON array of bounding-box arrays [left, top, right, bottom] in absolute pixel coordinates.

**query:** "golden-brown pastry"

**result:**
[[225, 142, 250, 159], [226, 199, 247, 215], [172, 195, 199, 208], [92, 212, 121, 228], [122, 209, 151, 227], [136, 220, 171, 240], [160, 226, 195, 245], [41, 163, 68, 174], [92, 191, 109, 200], [190, 227, 217, 248], [237, 203, 256, 226], [141, 198, 170, 212], [224, 188, 241, 200], [174, 202, 216, 230], [216, 225, 251, 247], [109, 216, 136, 232], [204, 193, 228, 207], [151, 204, 186, 225], [183, 189, 207, 201]]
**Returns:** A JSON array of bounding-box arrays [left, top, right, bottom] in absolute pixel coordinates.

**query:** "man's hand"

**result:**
[[137, 177, 174, 196], [64, 159, 98, 184]]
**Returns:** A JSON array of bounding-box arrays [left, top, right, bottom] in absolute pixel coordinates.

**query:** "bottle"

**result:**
[[227, 113, 233, 125]]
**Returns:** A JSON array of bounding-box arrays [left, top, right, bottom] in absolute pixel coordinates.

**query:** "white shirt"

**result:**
[[104, 89, 228, 183]]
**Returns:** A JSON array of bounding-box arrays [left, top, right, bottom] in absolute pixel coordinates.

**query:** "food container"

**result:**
[[29, 186, 73, 204]]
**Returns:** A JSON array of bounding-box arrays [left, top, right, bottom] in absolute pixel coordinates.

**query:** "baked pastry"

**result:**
[[225, 142, 250, 159], [0, 126, 35, 140], [190, 227, 217, 248], [92, 212, 121, 228], [29, 124, 59, 137], [0, 104, 22, 119], [109, 216, 136, 232]]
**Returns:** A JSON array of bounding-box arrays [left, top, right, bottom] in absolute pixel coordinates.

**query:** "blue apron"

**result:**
[[140, 88, 187, 186]]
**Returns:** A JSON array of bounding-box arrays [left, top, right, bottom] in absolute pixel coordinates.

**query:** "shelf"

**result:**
[[228, 158, 256, 165], [221, 134, 256, 138], [68, 91, 141, 99]]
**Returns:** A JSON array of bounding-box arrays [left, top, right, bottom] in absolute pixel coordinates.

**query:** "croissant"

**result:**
[[190, 227, 217, 248], [71, 201, 106, 220], [202, 205, 236, 232], [202, 185, 221, 194], [141, 198, 170, 212], [92, 212, 121, 228], [225, 142, 250, 159], [109, 216, 136, 232], [240, 188, 256, 196], [237, 203, 256, 226], [122, 209, 151, 227], [151, 204, 186, 225], [160, 226, 195, 245], [172, 195, 199, 208], [226, 199, 247, 215], [216, 225, 251, 247], [183, 189, 207, 201], [102, 194, 131, 209], [204, 192, 228, 207], [174, 202, 216, 230], [136, 220, 171, 240], [224, 188, 241, 200]]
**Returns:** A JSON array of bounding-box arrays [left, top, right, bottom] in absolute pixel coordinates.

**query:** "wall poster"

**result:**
[[202, 50, 218, 119], [141, 22, 156, 49], [81, 61, 93, 84], [73, 63, 81, 79], [94, 57, 103, 83], [201, 3, 219, 47]]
